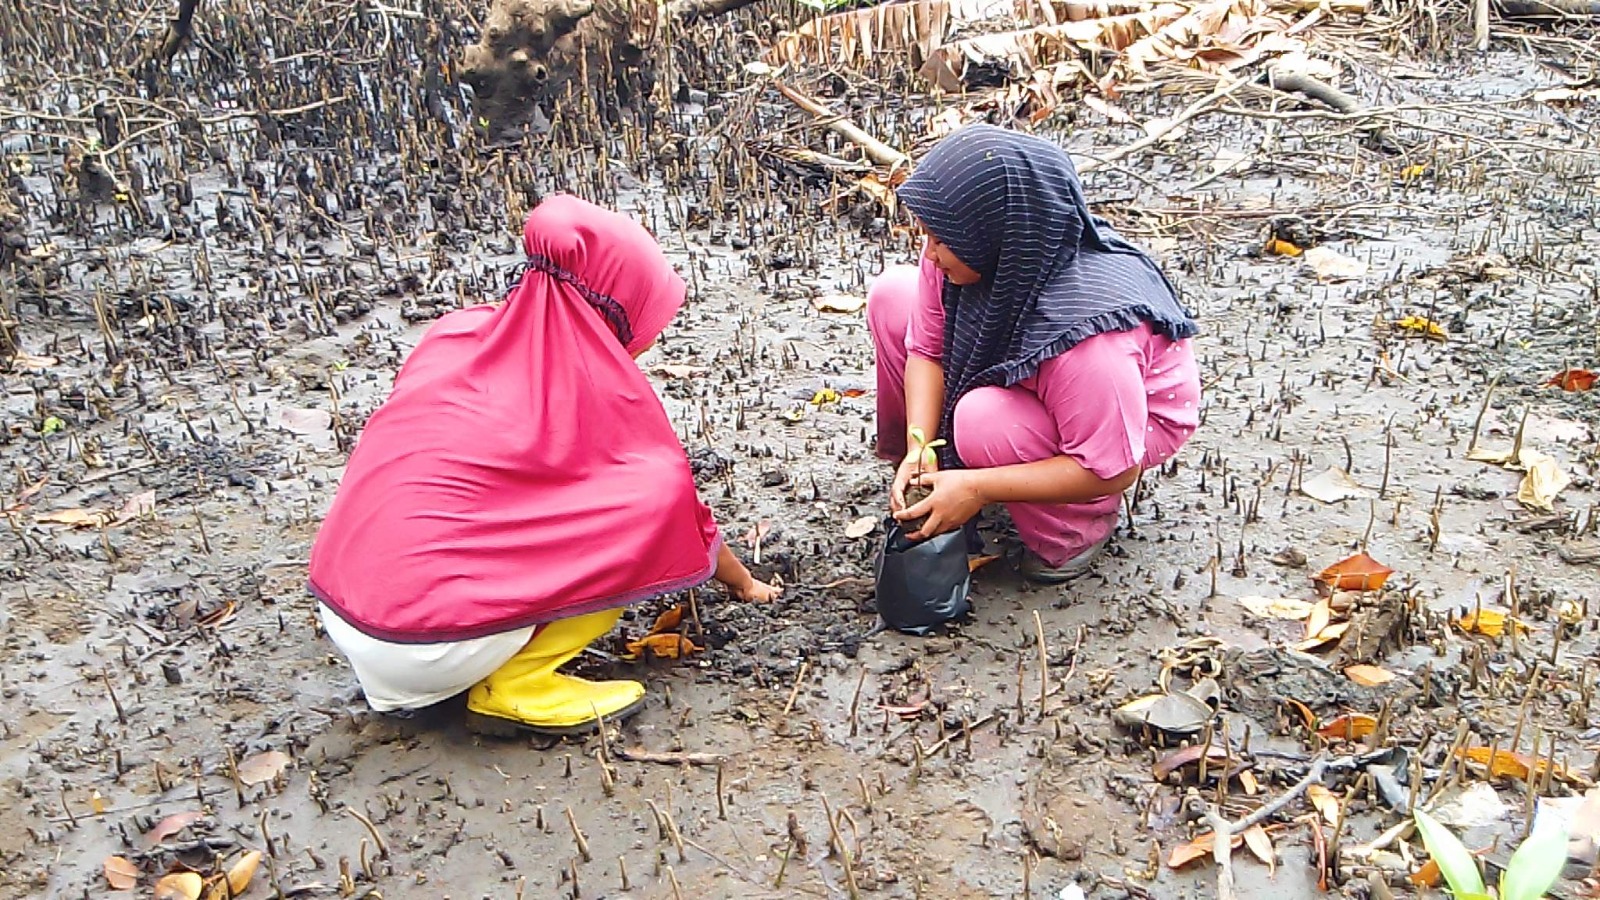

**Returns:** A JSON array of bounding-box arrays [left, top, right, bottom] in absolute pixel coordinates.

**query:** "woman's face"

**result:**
[[922, 229, 983, 286]]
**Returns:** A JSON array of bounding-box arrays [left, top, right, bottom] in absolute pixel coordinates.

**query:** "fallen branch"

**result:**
[[1078, 74, 1251, 174], [613, 746, 726, 767], [144, 0, 203, 65], [772, 81, 911, 170], [1188, 755, 1329, 900]]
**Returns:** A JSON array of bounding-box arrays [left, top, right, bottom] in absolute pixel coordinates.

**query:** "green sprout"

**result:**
[[907, 426, 946, 479], [1412, 808, 1567, 900]]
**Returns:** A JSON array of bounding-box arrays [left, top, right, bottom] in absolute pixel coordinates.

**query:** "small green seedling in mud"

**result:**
[[902, 426, 946, 535], [1413, 808, 1568, 900]]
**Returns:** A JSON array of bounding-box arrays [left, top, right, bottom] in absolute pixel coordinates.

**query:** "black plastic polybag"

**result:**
[[873, 516, 972, 635]]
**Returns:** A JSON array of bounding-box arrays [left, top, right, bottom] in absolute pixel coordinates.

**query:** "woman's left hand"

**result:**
[[894, 469, 987, 540]]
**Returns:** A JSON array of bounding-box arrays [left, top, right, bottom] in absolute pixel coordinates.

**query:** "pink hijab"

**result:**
[[309, 194, 720, 643]]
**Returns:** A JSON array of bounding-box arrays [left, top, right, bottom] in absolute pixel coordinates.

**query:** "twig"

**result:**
[[1078, 75, 1252, 174], [613, 747, 725, 767], [1194, 756, 1330, 900], [772, 82, 910, 169]]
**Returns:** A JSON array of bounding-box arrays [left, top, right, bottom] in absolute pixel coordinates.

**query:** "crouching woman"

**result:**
[[309, 194, 778, 736], [870, 124, 1202, 583]]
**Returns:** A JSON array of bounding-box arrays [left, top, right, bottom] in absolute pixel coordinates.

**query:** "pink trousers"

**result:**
[[869, 267, 1125, 567]]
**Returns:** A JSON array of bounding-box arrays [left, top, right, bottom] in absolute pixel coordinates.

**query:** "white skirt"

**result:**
[[318, 604, 535, 712]]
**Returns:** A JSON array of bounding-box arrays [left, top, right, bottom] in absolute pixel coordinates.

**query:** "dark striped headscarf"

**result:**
[[896, 124, 1199, 465]]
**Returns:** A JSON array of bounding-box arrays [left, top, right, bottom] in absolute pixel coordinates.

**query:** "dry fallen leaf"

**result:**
[[205, 851, 261, 900], [1455, 746, 1579, 784], [1408, 858, 1442, 887], [1546, 368, 1597, 392], [153, 872, 203, 900], [1516, 449, 1570, 512], [625, 633, 702, 660], [1300, 466, 1371, 504], [1307, 784, 1341, 826], [1294, 621, 1350, 652], [1167, 830, 1245, 869], [1317, 713, 1378, 740], [10, 351, 58, 370], [276, 407, 333, 435], [104, 856, 139, 891], [1265, 237, 1303, 257], [1344, 664, 1395, 687], [35, 507, 115, 528], [1239, 769, 1260, 795], [650, 364, 704, 379], [1304, 245, 1368, 281], [1315, 552, 1395, 592], [1395, 315, 1448, 340], [1455, 609, 1528, 639], [145, 810, 205, 846], [1284, 698, 1319, 733], [646, 605, 685, 636], [116, 490, 158, 522], [1304, 597, 1333, 640], [968, 554, 1001, 572], [812, 294, 867, 313], [1237, 595, 1314, 621], [844, 515, 877, 539], [1242, 824, 1275, 874], [743, 520, 773, 548], [235, 750, 291, 787]]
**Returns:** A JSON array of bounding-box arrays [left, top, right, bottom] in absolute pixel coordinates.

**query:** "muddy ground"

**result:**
[[3, 0, 1600, 898]]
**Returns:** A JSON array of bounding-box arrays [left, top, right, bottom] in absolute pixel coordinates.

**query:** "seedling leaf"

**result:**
[[1413, 809, 1486, 896], [1499, 821, 1568, 900]]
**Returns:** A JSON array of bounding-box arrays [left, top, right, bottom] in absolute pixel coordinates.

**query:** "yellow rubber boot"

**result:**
[[465, 609, 646, 737]]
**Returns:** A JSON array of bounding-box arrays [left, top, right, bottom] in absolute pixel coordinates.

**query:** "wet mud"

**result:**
[[2, 1, 1600, 898]]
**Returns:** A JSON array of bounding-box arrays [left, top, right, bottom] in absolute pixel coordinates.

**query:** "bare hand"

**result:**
[[893, 469, 985, 540], [890, 451, 938, 512], [731, 577, 782, 603]]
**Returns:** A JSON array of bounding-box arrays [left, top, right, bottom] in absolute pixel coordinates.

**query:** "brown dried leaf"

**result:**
[[1307, 783, 1341, 826], [1314, 552, 1395, 591], [1304, 597, 1332, 640], [625, 633, 702, 660], [1284, 698, 1318, 732], [1454, 746, 1583, 785], [813, 294, 867, 314], [205, 851, 261, 900], [153, 872, 203, 900], [1344, 664, 1395, 687], [1316, 713, 1377, 741], [145, 810, 205, 846], [116, 490, 157, 522], [1242, 824, 1275, 874], [1408, 858, 1442, 887], [844, 515, 878, 539], [235, 750, 291, 787], [743, 520, 773, 548], [1152, 744, 1232, 782], [919, 6, 1185, 91], [647, 605, 685, 636], [11, 351, 58, 370], [1167, 830, 1244, 869], [968, 554, 1001, 572], [104, 856, 139, 891], [769, 0, 951, 70], [1456, 609, 1528, 639], [35, 506, 114, 528], [1293, 620, 1349, 652], [276, 407, 332, 435], [1239, 769, 1260, 795]]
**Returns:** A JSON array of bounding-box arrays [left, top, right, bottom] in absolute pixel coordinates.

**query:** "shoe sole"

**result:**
[[464, 694, 647, 738], [1023, 540, 1110, 584]]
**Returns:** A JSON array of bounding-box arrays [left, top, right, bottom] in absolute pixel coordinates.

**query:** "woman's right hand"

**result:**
[[891, 450, 938, 512]]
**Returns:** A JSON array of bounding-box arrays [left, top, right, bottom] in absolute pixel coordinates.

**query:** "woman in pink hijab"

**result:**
[[309, 194, 779, 736]]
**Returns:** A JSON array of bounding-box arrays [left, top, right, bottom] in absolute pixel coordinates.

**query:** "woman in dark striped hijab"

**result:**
[[868, 124, 1201, 583]]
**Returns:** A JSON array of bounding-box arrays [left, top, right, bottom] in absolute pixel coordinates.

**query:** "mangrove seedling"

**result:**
[[1412, 808, 1568, 900], [902, 426, 946, 535]]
